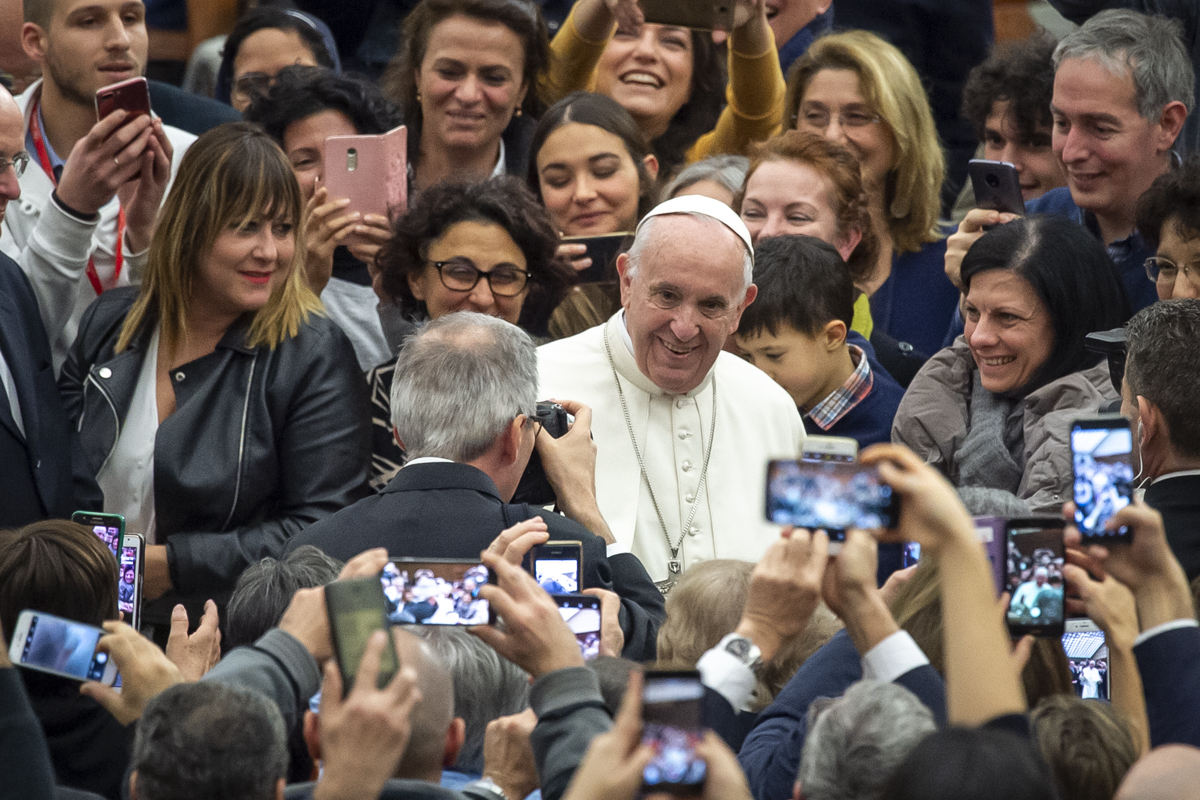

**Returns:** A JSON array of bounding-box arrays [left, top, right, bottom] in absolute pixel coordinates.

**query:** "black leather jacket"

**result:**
[[59, 288, 372, 613]]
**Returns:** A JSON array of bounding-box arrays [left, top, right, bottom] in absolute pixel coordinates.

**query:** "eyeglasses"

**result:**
[[1144, 255, 1200, 286], [0, 152, 30, 177], [231, 72, 274, 102], [795, 106, 882, 132], [431, 258, 529, 297]]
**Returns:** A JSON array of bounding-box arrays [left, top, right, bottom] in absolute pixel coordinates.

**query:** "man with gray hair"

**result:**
[[286, 312, 664, 659], [794, 681, 937, 800], [538, 195, 804, 592], [1024, 9, 1192, 311]]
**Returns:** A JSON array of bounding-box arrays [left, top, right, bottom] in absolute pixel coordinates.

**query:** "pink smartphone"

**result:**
[[323, 124, 408, 246], [95, 77, 151, 123]]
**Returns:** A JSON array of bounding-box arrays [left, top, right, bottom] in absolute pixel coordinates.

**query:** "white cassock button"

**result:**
[[684, 493, 695, 503], [681, 461, 693, 472], [676, 399, 686, 409], [689, 526, 701, 536], [98, 367, 112, 379], [678, 430, 690, 439]]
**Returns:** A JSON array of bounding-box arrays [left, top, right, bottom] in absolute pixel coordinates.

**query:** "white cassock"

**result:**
[[538, 312, 805, 584]]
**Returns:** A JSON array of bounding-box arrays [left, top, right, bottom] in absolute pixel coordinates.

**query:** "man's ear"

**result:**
[[500, 416, 525, 466], [130, 771, 140, 800], [727, 283, 758, 335], [303, 709, 322, 764], [617, 253, 634, 308], [21, 23, 47, 64], [393, 426, 405, 451], [1156, 100, 1188, 154], [823, 319, 847, 350], [1136, 395, 1164, 448], [275, 777, 286, 800], [443, 717, 466, 767]]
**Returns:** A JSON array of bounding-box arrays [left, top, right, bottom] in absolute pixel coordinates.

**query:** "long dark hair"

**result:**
[[961, 215, 1131, 394], [650, 32, 725, 176], [527, 91, 657, 221]]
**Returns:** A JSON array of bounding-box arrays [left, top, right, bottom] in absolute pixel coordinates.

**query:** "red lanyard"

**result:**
[[28, 97, 125, 296]]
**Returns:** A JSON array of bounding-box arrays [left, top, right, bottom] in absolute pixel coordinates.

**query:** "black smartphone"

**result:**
[[325, 577, 400, 694], [640, 0, 735, 31], [560, 232, 631, 283], [72, 511, 124, 561], [765, 459, 900, 553], [118, 534, 144, 631], [1071, 417, 1135, 544], [532, 541, 583, 595], [1062, 620, 1110, 702], [1004, 517, 1066, 637], [642, 670, 707, 793], [969, 158, 1026, 216], [554, 594, 602, 661], [380, 559, 495, 626]]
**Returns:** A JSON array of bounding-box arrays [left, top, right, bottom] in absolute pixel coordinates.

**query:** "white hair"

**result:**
[[625, 213, 754, 295]]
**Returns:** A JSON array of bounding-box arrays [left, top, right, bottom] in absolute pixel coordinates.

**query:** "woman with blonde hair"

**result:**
[[60, 122, 371, 630], [784, 30, 958, 361]]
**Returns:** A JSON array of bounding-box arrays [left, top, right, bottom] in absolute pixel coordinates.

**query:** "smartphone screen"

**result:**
[[765, 460, 898, 538], [554, 594, 602, 661], [14, 611, 114, 683], [381, 560, 492, 626], [1063, 622, 1110, 702], [1005, 519, 1066, 636], [118, 535, 143, 629], [325, 578, 399, 693], [902, 542, 921, 567], [1072, 419, 1134, 542], [532, 541, 582, 595], [73, 512, 124, 561], [642, 672, 707, 791]]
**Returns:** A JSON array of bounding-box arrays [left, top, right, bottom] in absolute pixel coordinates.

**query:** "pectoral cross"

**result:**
[[655, 559, 682, 595]]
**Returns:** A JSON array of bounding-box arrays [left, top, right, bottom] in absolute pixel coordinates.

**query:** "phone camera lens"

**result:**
[[985, 174, 1000, 188]]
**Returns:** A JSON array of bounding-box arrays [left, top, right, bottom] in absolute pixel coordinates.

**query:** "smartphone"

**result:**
[[554, 594, 602, 661], [901, 542, 921, 568], [1071, 417, 1135, 544], [969, 159, 1025, 216], [72, 511, 124, 561], [642, 670, 707, 793], [380, 559, 495, 626], [95, 76, 151, 123], [323, 123, 408, 245], [1062, 619, 1110, 702], [641, 0, 734, 31], [531, 541, 583, 595], [118, 534, 144, 631], [800, 435, 859, 464], [560, 232, 630, 283], [1004, 517, 1066, 637], [765, 459, 900, 553], [8, 610, 119, 685], [325, 577, 400, 694], [974, 516, 1007, 594]]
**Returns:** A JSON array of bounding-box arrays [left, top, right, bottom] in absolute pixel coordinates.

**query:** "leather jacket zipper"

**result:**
[[221, 353, 258, 531], [83, 371, 122, 475]]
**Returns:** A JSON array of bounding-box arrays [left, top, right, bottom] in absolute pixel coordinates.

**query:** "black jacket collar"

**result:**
[[382, 461, 502, 499]]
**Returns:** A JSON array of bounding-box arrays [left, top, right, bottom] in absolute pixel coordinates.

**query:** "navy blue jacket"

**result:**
[[803, 334, 904, 450], [738, 630, 946, 800], [870, 237, 959, 359], [1134, 624, 1200, 748]]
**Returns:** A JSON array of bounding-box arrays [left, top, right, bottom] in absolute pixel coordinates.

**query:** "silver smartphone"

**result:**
[[8, 609, 118, 685]]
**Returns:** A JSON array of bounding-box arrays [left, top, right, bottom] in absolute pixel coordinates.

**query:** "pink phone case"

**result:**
[[322, 124, 408, 246]]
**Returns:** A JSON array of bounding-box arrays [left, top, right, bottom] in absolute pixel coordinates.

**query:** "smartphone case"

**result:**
[[95, 77, 151, 122], [968, 159, 1025, 216], [325, 578, 398, 693], [323, 124, 408, 246], [641, 0, 735, 30]]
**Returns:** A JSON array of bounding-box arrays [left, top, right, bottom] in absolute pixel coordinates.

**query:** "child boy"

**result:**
[[735, 236, 904, 448]]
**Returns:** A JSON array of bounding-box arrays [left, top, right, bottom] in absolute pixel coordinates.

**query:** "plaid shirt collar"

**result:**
[[806, 345, 873, 430]]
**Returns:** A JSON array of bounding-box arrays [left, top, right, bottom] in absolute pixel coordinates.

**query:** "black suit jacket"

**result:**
[[0, 252, 100, 526], [286, 462, 665, 660], [1134, 624, 1200, 748], [1144, 474, 1200, 581], [147, 80, 242, 136]]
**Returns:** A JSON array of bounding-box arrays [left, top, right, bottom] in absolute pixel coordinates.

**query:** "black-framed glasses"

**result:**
[[431, 258, 529, 297], [0, 152, 29, 177], [1144, 255, 1200, 287]]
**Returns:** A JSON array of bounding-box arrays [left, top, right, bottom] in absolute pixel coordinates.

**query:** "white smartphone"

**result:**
[[119, 534, 144, 631], [1063, 619, 1110, 702], [800, 435, 859, 464], [8, 610, 119, 685]]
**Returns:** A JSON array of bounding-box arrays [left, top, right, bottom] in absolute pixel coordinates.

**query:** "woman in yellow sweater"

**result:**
[[542, 0, 784, 177]]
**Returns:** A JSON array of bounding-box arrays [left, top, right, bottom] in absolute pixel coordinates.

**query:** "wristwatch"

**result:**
[[718, 632, 763, 671]]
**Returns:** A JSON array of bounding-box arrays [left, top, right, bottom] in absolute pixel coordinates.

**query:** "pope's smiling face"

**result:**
[[618, 214, 756, 395]]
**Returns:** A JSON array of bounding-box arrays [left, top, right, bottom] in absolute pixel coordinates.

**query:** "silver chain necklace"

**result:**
[[604, 334, 718, 595]]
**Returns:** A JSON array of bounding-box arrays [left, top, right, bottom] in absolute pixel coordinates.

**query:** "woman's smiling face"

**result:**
[[964, 269, 1055, 395]]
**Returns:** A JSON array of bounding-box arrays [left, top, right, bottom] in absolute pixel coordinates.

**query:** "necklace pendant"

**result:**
[[668, 559, 681, 574], [655, 575, 676, 595]]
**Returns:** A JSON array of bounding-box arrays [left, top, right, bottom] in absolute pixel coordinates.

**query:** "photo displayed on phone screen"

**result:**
[[19, 613, 111, 681], [642, 674, 707, 791], [765, 460, 897, 537], [1005, 522, 1065, 635], [1063, 628, 1110, 702], [118, 544, 139, 619], [380, 560, 490, 625], [535, 559, 579, 594], [555, 595, 601, 660], [1072, 421, 1134, 540]]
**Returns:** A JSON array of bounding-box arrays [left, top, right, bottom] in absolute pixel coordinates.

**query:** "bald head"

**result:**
[[392, 629, 457, 782], [1116, 745, 1200, 800]]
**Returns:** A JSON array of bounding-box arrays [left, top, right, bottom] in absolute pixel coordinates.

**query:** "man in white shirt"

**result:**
[[538, 195, 804, 590], [5, 0, 195, 370], [1121, 301, 1200, 579]]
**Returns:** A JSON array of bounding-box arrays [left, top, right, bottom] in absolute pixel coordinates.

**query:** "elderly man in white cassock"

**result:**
[[538, 195, 804, 592]]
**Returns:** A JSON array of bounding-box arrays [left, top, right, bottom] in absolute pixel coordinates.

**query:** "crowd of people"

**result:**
[[2, 0, 1200, 799]]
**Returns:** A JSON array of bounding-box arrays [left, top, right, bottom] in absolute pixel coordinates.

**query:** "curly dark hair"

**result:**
[[1135, 156, 1200, 250], [961, 31, 1058, 145], [378, 176, 576, 336], [215, 6, 336, 105], [244, 65, 402, 143], [650, 33, 726, 177]]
